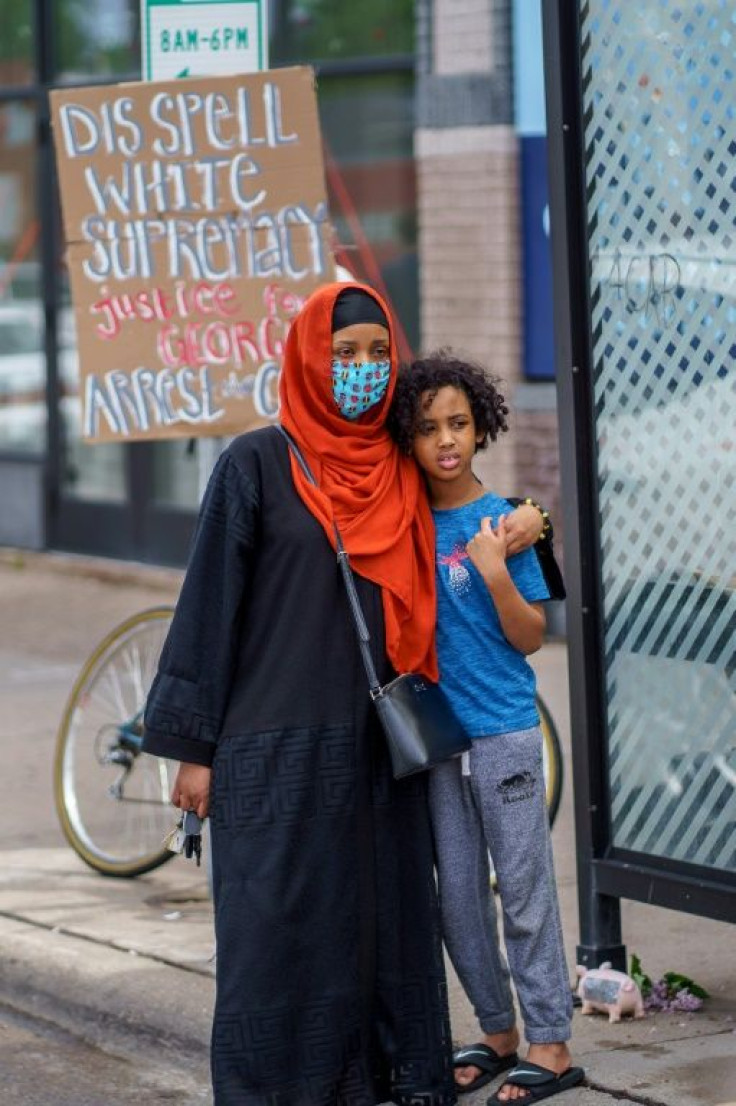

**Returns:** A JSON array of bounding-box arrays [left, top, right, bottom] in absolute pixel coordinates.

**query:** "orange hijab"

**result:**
[[279, 282, 438, 681]]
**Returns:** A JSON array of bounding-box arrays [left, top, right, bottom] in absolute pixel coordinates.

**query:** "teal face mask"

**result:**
[[331, 358, 391, 420]]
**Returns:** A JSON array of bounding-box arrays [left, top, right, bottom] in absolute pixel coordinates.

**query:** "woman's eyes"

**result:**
[[332, 348, 389, 360]]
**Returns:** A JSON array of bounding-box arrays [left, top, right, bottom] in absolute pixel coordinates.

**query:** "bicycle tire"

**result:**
[[54, 606, 178, 878], [537, 693, 564, 828]]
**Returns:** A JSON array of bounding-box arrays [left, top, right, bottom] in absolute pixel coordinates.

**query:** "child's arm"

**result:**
[[466, 515, 546, 655]]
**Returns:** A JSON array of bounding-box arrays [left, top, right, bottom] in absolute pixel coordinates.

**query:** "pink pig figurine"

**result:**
[[576, 962, 646, 1022]]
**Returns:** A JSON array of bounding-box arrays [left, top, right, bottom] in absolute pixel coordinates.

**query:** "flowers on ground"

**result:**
[[630, 954, 708, 1013]]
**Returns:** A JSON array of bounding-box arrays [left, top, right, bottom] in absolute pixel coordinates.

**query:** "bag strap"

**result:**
[[277, 425, 383, 696]]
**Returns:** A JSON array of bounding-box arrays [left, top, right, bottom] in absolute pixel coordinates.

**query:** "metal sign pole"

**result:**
[[138, 0, 270, 504], [138, 0, 270, 893]]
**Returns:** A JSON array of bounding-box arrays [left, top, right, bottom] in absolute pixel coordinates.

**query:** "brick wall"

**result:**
[[416, 134, 522, 493], [416, 128, 520, 353], [432, 0, 512, 76], [433, 0, 494, 74]]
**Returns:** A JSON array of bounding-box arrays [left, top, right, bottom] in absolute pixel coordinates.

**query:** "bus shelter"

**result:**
[[542, 0, 735, 967]]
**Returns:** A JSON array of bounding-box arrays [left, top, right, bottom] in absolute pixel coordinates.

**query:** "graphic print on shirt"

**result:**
[[438, 543, 472, 596]]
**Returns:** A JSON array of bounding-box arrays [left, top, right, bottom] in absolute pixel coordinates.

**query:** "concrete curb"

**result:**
[[0, 547, 183, 591], [0, 913, 213, 1067]]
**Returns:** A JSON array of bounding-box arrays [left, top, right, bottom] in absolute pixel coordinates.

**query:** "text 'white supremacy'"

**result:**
[[59, 84, 329, 283]]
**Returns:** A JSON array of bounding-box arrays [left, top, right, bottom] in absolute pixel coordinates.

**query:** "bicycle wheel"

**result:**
[[538, 693, 564, 828], [54, 606, 178, 877]]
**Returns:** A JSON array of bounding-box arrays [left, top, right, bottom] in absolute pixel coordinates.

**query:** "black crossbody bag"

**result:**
[[278, 426, 471, 779]]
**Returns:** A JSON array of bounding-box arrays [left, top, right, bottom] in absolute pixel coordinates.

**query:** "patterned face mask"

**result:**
[[331, 359, 391, 420]]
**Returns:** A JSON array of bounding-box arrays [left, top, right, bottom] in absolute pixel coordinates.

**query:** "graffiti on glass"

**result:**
[[594, 249, 682, 326]]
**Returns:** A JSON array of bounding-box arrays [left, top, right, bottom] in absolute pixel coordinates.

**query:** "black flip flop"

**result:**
[[452, 1043, 519, 1095], [487, 1062, 585, 1103]]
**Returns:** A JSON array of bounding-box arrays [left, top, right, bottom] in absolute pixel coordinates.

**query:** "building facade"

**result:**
[[0, 0, 560, 565]]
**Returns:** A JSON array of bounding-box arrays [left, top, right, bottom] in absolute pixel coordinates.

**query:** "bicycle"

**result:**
[[54, 607, 177, 877], [54, 607, 564, 877]]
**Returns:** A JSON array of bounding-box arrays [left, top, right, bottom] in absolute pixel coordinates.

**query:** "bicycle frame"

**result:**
[[101, 710, 170, 805]]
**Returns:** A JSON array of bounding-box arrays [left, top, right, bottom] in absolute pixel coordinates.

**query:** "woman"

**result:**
[[143, 282, 545, 1106]]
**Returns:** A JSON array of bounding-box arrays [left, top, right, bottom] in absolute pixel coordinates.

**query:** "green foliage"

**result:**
[[0, 0, 137, 77], [54, 0, 138, 80], [662, 972, 709, 1001], [275, 0, 414, 63], [0, 0, 33, 63], [630, 953, 652, 997], [631, 953, 709, 1003]]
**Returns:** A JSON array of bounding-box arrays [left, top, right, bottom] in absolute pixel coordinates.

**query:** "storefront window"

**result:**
[[152, 440, 200, 511], [319, 72, 419, 352], [139, 21, 417, 510], [269, 5, 417, 350], [57, 278, 127, 501], [54, 0, 140, 82], [0, 0, 34, 85], [0, 1, 419, 541], [0, 100, 43, 454], [272, 0, 413, 63]]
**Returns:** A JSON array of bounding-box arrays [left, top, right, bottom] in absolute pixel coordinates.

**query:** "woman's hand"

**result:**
[[504, 503, 544, 557], [171, 762, 212, 819]]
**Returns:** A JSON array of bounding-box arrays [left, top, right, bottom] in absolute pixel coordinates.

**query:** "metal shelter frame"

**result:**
[[541, 0, 735, 970]]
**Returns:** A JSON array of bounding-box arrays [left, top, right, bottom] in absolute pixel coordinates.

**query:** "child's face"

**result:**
[[412, 386, 483, 486]]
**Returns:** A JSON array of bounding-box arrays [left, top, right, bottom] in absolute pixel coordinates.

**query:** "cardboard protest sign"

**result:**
[[50, 67, 335, 442]]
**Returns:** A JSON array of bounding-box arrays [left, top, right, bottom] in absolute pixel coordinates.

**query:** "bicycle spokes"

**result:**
[[54, 608, 179, 876]]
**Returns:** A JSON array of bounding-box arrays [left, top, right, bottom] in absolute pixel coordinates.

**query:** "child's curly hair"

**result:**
[[388, 351, 509, 455]]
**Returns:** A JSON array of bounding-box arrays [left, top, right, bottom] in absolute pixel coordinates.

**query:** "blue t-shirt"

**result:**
[[433, 492, 550, 738]]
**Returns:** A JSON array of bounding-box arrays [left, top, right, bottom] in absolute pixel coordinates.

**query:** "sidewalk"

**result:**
[[1, 551, 734, 1105]]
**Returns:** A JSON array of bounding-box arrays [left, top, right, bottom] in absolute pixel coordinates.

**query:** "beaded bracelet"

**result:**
[[523, 497, 552, 542]]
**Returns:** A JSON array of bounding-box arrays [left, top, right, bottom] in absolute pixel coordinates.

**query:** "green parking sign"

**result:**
[[141, 0, 268, 81]]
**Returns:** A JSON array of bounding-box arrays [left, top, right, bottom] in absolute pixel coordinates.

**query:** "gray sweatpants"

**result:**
[[429, 726, 572, 1044]]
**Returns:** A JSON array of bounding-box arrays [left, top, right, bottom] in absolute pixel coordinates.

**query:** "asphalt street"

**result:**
[[0, 999, 210, 1106]]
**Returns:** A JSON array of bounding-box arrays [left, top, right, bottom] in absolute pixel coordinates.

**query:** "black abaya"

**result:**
[[144, 426, 456, 1106]]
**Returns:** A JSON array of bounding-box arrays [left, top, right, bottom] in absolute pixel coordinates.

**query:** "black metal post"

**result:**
[[34, 0, 62, 536], [540, 0, 626, 971]]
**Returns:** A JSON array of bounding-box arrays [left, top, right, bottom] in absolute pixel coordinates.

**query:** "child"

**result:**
[[389, 352, 584, 1104]]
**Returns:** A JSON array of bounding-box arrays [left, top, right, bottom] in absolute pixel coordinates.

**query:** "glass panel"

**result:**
[[151, 439, 200, 510], [54, 0, 140, 82], [582, 1, 736, 873], [319, 72, 419, 352], [0, 101, 43, 454], [0, 0, 34, 84], [271, 0, 413, 63], [58, 273, 127, 501]]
